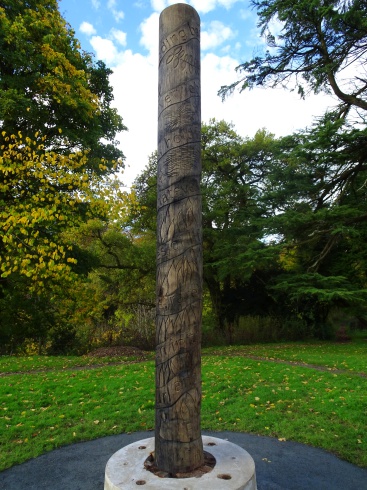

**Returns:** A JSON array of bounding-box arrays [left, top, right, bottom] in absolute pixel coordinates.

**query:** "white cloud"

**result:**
[[190, 0, 216, 13], [80, 21, 97, 36], [91, 0, 100, 8], [85, 3, 335, 189], [90, 36, 119, 64], [117, 13, 125, 22], [112, 10, 125, 21], [245, 26, 264, 49], [217, 0, 243, 8], [107, 0, 125, 21], [239, 8, 252, 20], [221, 44, 231, 54], [201, 52, 334, 139], [110, 28, 127, 46], [151, 0, 243, 14], [109, 51, 158, 186], [151, 0, 171, 12], [139, 13, 159, 59], [88, 28, 127, 64], [111, 49, 334, 187], [138, 13, 234, 58], [201, 21, 235, 50]]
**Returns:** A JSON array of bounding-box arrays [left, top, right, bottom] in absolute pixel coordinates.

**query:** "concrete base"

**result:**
[[104, 436, 257, 489]]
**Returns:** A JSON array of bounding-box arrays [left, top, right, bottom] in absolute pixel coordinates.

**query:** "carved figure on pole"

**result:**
[[155, 3, 204, 474]]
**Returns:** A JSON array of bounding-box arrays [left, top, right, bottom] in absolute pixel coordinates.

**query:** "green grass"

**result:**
[[203, 341, 367, 373], [0, 353, 154, 374], [0, 363, 156, 472], [201, 356, 366, 468], [1, 341, 366, 472]]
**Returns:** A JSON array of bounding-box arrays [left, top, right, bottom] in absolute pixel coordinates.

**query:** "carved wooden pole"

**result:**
[[155, 3, 203, 474]]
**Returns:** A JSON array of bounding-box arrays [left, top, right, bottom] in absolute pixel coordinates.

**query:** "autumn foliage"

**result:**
[[0, 131, 112, 289]]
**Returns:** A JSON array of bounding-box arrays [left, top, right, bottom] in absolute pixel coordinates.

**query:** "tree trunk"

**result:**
[[155, 3, 204, 474], [205, 273, 226, 332]]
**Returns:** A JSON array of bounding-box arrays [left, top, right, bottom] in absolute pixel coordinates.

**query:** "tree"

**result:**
[[66, 193, 156, 352], [0, 0, 127, 289], [0, 131, 125, 352], [0, 0, 126, 168], [0, 0, 127, 350], [134, 121, 284, 335], [263, 114, 367, 336], [220, 0, 367, 115], [267, 115, 367, 272], [269, 272, 367, 338], [201, 120, 282, 332], [134, 118, 367, 340], [0, 131, 123, 286], [218, 0, 367, 335]]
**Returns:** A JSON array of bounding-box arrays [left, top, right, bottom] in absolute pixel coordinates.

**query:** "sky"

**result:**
[[58, 0, 336, 187]]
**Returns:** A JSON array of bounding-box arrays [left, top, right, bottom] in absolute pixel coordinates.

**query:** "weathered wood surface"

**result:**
[[155, 3, 204, 474]]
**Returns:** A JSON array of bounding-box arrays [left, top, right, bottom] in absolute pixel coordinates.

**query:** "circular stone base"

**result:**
[[104, 436, 257, 489]]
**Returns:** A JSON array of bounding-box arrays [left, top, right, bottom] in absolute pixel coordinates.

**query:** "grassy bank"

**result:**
[[1, 341, 366, 471]]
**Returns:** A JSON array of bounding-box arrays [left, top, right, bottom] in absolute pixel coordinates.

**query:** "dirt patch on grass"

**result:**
[[86, 345, 148, 359]]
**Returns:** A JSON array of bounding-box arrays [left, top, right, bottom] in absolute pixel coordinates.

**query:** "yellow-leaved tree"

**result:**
[[0, 0, 126, 352], [0, 131, 122, 290]]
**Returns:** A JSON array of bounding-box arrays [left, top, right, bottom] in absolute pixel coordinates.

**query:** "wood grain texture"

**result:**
[[155, 3, 204, 474]]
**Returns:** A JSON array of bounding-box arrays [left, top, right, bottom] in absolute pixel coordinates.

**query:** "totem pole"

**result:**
[[105, 5, 257, 487], [155, 3, 204, 474]]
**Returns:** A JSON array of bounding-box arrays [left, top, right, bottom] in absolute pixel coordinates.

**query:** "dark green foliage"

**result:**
[[0, 0, 126, 169], [132, 118, 367, 341], [220, 0, 367, 115], [134, 121, 283, 333], [200, 122, 280, 329], [0, 279, 54, 353], [261, 113, 367, 336]]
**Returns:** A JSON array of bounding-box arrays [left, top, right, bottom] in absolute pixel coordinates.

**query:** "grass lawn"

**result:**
[[204, 340, 367, 373], [0, 340, 366, 472], [0, 352, 154, 374]]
